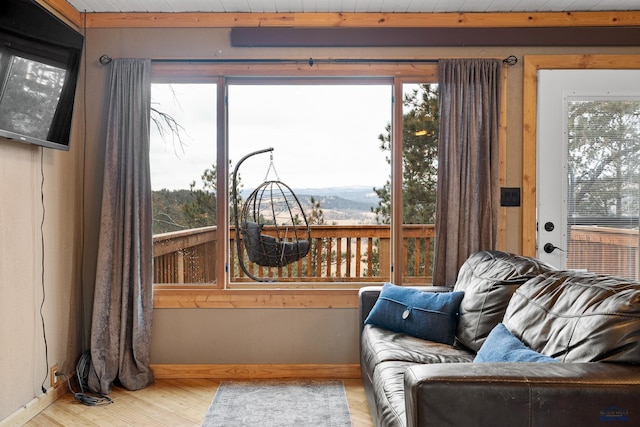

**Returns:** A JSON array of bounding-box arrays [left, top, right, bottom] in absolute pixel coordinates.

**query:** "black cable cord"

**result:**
[[72, 352, 113, 406], [39, 148, 48, 394], [55, 371, 113, 407]]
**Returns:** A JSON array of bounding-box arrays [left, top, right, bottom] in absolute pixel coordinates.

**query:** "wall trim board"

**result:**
[[150, 363, 361, 379], [34, 4, 640, 31], [84, 11, 640, 30], [152, 287, 360, 308], [0, 382, 67, 427]]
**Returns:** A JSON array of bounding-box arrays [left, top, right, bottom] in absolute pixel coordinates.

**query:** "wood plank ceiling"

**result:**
[[63, 0, 640, 13]]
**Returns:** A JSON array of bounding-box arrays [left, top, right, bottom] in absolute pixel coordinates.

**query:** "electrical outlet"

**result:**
[[50, 364, 59, 388]]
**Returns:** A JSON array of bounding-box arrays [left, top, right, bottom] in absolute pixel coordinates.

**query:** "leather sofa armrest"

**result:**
[[358, 286, 382, 333], [404, 362, 640, 427], [358, 285, 451, 334]]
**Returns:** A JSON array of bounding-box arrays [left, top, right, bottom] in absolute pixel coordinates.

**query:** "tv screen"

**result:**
[[0, 0, 84, 151]]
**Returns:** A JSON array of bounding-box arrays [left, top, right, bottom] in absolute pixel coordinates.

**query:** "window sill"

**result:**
[[153, 286, 361, 309]]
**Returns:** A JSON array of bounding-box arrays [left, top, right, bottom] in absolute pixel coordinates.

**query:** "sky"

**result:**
[[149, 82, 394, 193]]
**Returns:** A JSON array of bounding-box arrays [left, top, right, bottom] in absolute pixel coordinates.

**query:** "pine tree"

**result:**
[[567, 100, 640, 219], [373, 84, 439, 225]]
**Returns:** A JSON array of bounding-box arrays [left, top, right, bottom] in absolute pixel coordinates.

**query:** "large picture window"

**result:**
[[227, 82, 392, 285], [149, 63, 441, 307]]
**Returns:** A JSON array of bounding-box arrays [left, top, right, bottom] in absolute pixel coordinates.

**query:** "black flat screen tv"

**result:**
[[0, 0, 84, 151]]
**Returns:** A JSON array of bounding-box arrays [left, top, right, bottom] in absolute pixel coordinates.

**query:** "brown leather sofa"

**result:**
[[359, 250, 640, 427]]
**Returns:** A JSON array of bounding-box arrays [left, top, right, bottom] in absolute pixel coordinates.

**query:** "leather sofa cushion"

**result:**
[[503, 270, 640, 363], [361, 325, 474, 375], [453, 250, 555, 351], [371, 361, 416, 427]]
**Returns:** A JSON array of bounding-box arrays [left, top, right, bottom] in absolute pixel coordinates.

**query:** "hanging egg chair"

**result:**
[[232, 148, 311, 282]]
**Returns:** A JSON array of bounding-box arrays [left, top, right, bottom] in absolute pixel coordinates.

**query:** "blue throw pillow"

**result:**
[[364, 282, 464, 345], [474, 323, 558, 363]]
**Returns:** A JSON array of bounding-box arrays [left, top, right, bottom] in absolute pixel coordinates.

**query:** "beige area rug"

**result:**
[[201, 379, 353, 427]]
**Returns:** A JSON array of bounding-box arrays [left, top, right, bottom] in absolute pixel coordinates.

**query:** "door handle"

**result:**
[[543, 243, 564, 253]]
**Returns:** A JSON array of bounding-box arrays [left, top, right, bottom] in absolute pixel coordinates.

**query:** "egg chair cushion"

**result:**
[[241, 221, 310, 267]]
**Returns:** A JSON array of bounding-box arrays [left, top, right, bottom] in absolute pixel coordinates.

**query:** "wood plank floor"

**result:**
[[24, 378, 374, 426]]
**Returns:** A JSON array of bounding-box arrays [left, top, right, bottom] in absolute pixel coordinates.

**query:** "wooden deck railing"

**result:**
[[153, 224, 435, 284], [153, 224, 640, 285], [153, 226, 217, 284], [567, 225, 639, 280]]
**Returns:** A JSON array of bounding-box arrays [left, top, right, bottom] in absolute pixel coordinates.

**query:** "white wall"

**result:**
[[0, 138, 83, 420], [151, 308, 359, 364]]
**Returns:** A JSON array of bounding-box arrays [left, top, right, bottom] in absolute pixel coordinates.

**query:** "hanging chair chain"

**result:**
[[264, 151, 281, 182]]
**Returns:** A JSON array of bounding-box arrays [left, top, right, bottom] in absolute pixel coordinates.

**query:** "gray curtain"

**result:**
[[434, 58, 501, 286], [89, 58, 154, 394]]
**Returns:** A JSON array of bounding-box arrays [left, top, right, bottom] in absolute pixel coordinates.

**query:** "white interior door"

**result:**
[[537, 70, 640, 274]]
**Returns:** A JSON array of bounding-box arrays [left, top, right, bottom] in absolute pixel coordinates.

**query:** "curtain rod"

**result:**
[[98, 54, 518, 67]]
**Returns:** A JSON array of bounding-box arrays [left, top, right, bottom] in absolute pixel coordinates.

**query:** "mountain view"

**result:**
[[287, 186, 380, 224], [152, 185, 381, 234]]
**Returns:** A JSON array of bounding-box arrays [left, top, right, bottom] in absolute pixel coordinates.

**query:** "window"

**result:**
[[150, 63, 440, 307], [150, 83, 218, 284], [399, 83, 439, 283], [227, 82, 391, 285], [565, 97, 640, 279]]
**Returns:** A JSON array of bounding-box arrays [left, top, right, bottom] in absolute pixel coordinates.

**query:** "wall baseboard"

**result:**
[[150, 363, 361, 379], [0, 382, 67, 427]]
